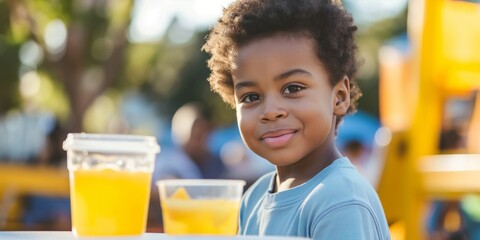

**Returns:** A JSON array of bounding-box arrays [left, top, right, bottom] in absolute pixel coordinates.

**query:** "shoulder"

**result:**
[[299, 158, 383, 219], [240, 171, 275, 212], [304, 178, 390, 239], [242, 171, 275, 202], [310, 203, 390, 240], [301, 159, 390, 239], [309, 158, 378, 204], [300, 169, 374, 216], [153, 147, 202, 179]]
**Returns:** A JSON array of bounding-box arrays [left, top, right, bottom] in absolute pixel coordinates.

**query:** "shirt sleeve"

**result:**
[[311, 203, 387, 240]]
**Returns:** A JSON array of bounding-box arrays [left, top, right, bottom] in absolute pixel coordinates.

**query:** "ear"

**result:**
[[333, 77, 350, 116]]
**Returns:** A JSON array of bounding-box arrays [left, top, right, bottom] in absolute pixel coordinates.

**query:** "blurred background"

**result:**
[[0, 0, 479, 239]]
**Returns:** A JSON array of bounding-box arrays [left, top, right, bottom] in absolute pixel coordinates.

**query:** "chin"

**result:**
[[262, 153, 302, 167], [249, 145, 303, 166]]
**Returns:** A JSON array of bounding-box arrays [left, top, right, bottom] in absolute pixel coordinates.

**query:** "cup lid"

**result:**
[[62, 133, 160, 154], [156, 179, 246, 187]]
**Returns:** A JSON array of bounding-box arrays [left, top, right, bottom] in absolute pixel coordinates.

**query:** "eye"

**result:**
[[282, 84, 305, 94], [240, 93, 260, 103]]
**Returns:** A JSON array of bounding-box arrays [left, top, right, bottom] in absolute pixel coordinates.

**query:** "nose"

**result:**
[[259, 97, 288, 122]]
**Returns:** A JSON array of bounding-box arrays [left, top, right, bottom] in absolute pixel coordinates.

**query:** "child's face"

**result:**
[[232, 34, 349, 167]]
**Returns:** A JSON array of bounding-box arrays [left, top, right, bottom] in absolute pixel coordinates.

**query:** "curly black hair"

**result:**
[[203, 0, 362, 121]]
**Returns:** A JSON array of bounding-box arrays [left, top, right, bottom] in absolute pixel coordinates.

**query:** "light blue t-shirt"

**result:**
[[239, 157, 391, 239]]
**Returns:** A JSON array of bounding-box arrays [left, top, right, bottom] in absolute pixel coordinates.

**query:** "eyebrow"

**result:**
[[234, 68, 312, 92], [234, 81, 255, 92], [274, 68, 312, 82]]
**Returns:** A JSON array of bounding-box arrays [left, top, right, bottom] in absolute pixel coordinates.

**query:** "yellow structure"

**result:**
[[0, 164, 69, 230], [378, 0, 480, 239]]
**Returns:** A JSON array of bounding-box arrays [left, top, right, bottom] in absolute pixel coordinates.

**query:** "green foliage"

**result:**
[[0, 40, 21, 113], [0, 1, 10, 35], [130, 29, 236, 126], [354, 7, 408, 117]]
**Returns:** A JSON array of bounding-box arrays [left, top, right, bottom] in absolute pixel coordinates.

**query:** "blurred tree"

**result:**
[[346, 3, 408, 117], [160, 29, 235, 125], [0, 2, 21, 114], [1, 0, 133, 132], [133, 21, 236, 126]]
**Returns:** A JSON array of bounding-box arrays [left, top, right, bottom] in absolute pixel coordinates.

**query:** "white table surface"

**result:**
[[0, 231, 310, 240]]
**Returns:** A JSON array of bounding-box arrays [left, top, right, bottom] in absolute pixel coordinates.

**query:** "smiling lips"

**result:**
[[260, 129, 296, 148]]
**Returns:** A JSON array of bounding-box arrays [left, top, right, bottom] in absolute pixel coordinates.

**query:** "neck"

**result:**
[[273, 116, 344, 192], [275, 143, 342, 192]]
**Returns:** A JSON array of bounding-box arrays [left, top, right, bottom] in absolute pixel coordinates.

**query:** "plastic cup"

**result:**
[[156, 179, 246, 235], [63, 133, 160, 237]]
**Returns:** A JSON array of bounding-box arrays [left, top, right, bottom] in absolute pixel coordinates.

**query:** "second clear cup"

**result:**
[[157, 179, 245, 235]]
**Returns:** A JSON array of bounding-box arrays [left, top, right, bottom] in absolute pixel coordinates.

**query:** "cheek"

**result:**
[[297, 102, 333, 135], [236, 109, 257, 145], [307, 113, 332, 137]]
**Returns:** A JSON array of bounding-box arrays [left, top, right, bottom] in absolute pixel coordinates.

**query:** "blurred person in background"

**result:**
[[426, 97, 474, 240], [148, 102, 226, 231], [211, 124, 274, 187], [22, 119, 71, 231], [153, 102, 225, 180], [0, 111, 53, 164], [336, 111, 384, 187], [219, 140, 274, 187], [426, 126, 468, 240], [34, 120, 68, 167]]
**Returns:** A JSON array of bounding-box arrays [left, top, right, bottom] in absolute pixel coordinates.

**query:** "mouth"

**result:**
[[260, 129, 297, 148]]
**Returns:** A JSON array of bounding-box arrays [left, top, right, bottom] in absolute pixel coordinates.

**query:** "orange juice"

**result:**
[[161, 198, 240, 235], [70, 169, 152, 236]]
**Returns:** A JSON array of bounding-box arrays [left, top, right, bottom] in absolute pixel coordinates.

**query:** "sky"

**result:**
[[128, 0, 408, 43], [129, 0, 234, 43]]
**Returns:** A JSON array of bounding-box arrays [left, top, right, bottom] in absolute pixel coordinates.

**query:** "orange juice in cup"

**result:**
[[63, 133, 160, 237], [157, 179, 245, 235], [70, 169, 151, 236]]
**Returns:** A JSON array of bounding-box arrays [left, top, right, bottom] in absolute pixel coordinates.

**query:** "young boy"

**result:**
[[203, 0, 390, 239]]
